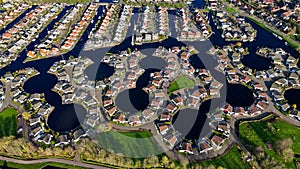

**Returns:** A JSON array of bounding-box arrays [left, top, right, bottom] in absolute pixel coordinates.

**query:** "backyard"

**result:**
[[239, 117, 300, 168], [0, 108, 18, 138], [169, 75, 195, 93]]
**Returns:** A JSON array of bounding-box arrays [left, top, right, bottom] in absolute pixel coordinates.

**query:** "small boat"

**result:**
[[278, 36, 282, 40], [113, 0, 119, 2]]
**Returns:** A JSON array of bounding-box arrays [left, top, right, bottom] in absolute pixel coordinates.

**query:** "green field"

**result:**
[[169, 75, 195, 93], [0, 108, 18, 138], [0, 160, 87, 169], [226, 6, 237, 13], [190, 146, 251, 169], [239, 118, 300, 168], [96, 131, 162, 158]]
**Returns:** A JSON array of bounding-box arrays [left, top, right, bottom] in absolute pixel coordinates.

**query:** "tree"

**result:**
[[260, 156, 285, 169], [275, 138, 294, 162], [255, 146, 265, 160], [161, 155, 170, 167], [292, 104, 297, 110], [206, 164, 216, 169]]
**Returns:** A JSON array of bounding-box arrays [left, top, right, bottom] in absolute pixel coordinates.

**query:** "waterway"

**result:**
[[226, 83, 255, 107], [0, 2, 299, 134], [284, 89, 300, 111]]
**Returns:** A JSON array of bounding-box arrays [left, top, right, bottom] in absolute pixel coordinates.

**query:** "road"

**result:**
[[0, 156, 110, 169]]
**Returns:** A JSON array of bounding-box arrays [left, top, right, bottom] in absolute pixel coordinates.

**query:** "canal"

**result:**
[[0, 2, 299, 133]]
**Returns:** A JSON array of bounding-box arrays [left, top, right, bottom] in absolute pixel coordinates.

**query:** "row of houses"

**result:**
[[178, 113, 230, 155], [49, 57, 101, 129], [270, 77, 300, 121], [27, 4, 89, 60], [61, 3, 98, 51], [1, 68, 75, 146], [0, 2, 30, 29], [192, 9, 211, 38], [1, 4, 62, 67], [102, 51, 148, 125], [85, 4, 132, 49], [176, 8, 204, 41], [211, 46, 269, 117]]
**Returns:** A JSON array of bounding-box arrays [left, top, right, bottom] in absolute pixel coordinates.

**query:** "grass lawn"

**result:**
[[239, 117, 300, 168], [226, 7, 237, 13], [169, 75, 195, 93], [0, 160, 87, 169], [96, 131, 162, 158], [191, 146, 251, 169], [0, 108, 18, 138]]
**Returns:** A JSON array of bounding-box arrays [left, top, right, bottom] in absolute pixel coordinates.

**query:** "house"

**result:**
[[166, 103, 178, 114], [29, 93, 42, 102], [113, 113, 127, 124], [209, 89, 219, 97], [217, 122, 230, 135], [29, 116, 41, 126], [30, 125, 44, 138], [37, 133, 53, 145], [150, 99, 163, 110], [103, 98, 113, 107], [221, 103, 233, 114], [128, 115, 142, 125], [160, 112, 171, 121], [234, 107, 246, 116], [73, 128, 87, 142], [37, 103, 52, 115], [254, 83, 264, 91], [178, 142, 193, 154], [157, 123, 169, 135], [172, 96, 184, 106], [256, 101, 268, 110], [164, 135, 178, 149], [55, 135, 70, 146], [270, 83, 281, 92], [248, 105, 262, 116], [211, 135, 225, 150], [142, 109, 154, 121], [198, 139, 213, 153], [280, 103, 290, 112], [105, 106, 117, 116]]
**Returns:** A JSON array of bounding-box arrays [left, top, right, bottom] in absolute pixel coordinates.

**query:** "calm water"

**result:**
[[226, 83, 255, 107], [172, 100, 216, 140], [0, 3, 299, 133], [115, 69, 160, 114], [284, 89, 300, 111]]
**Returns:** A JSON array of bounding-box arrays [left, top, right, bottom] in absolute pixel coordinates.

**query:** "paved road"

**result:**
[[0, 156, 111, 169]]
